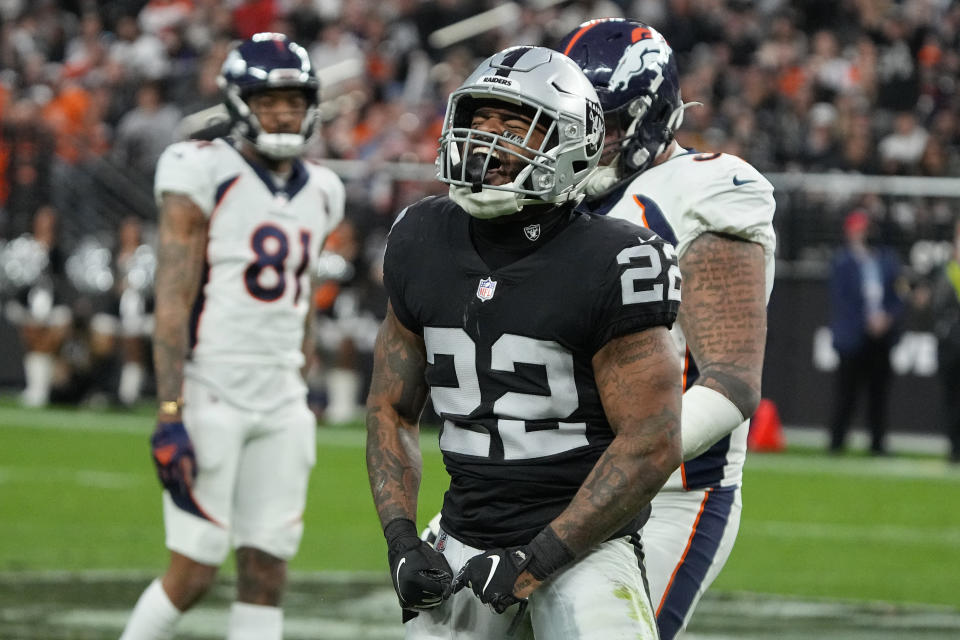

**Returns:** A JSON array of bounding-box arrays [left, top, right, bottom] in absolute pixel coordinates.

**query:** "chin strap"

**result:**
[[255, 132, 307, 160], [449, 185, 523, 219]]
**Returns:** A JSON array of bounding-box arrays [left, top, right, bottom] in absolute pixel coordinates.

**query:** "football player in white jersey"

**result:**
[[367, 46, 682, 639], [559, 18, 777, 639], [119, 33, 345, 640]]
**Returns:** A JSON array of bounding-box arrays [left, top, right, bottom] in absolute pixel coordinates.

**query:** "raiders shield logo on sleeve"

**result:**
[[476, 277, 497, 301]]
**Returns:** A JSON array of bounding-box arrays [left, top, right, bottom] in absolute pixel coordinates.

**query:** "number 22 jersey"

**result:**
[[383, 196, 680, 548]]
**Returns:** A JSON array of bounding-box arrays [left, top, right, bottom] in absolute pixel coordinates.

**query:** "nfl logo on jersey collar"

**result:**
[[476, 277, 497, 301], [523, 224, 541, 241]]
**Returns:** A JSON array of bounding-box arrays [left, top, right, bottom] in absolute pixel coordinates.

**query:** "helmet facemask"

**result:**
[[613, 93, 692, 176], [437, 47, 604, 219], [223, 84, 318, 160], [444, 96, 561, 192]]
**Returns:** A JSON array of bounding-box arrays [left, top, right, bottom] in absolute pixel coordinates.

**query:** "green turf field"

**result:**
[[1, 400, 959, 638]]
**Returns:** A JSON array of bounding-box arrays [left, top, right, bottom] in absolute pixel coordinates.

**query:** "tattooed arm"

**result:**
[[513, 326, 683, 598], [152, 192, 208, 420], [365, 304, 430, 528], [301, 291, 316, 381], [676, 232, 768, 459]]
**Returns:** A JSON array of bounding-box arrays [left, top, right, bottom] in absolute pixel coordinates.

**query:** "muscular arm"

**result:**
[[677, 232, 767, 459], [365, 304, 430, 528], [510, 327, 682, 600], [152, 193, 208, 417], [556, 327, 681, 548]]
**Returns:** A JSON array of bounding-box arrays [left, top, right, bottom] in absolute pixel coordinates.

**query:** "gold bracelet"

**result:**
[[159, 399, 183, 415]]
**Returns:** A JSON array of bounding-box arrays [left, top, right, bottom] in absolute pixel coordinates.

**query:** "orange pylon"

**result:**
[[748, 398, 785, 452]]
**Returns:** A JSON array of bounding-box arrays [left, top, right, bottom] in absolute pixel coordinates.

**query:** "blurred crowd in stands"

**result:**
[[0, 0, 958, 417]]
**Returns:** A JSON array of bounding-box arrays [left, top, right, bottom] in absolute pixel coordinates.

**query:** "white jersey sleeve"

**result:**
[[673, 153, 776, 259], [153, 140, 219, 217], [608, 149, 777, 301]]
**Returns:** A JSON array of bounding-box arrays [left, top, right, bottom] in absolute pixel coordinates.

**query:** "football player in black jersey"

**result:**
[[366, 45, 682, 639]]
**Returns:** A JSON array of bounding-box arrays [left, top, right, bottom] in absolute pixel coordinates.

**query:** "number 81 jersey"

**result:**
[[154, 138, 344, 370], [384, 196, 679, 548]]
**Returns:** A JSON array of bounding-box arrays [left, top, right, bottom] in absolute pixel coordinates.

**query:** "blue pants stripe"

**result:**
[[656, 487, 737, 640]]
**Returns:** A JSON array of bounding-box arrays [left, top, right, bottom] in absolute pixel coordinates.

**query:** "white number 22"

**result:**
[[617, 241, 681, 305], [424, 328, 589, 460]]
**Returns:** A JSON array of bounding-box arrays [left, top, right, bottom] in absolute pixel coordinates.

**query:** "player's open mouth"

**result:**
[[462, 151, 504, 184]]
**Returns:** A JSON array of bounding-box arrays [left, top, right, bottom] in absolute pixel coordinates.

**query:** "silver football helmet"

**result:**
[[437, 46, 604, 218]]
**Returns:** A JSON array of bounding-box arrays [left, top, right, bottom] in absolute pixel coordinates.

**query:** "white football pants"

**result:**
[[405, 526, 659, 640]]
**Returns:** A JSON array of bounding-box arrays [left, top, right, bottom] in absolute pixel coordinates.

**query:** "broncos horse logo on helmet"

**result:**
[[558, 18, 698, 179], [218, 32, 320, 160]]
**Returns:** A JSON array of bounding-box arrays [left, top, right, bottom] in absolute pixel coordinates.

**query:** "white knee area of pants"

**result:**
[[163, 492, 231, 566], [531, 538, 658, 640], [119, 578, 181, 640], [232, 519, 304, 562], [227, 602, 283, 640]]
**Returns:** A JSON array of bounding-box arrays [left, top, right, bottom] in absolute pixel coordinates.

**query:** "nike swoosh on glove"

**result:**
[[385, 518, 453, 610], [150, 420, 197, 496], [453, 546, 532, 614]]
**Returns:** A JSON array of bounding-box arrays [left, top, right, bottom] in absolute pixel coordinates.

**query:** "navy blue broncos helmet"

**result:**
[[218, 32, 320, 159], [558, 18, 690, 177]]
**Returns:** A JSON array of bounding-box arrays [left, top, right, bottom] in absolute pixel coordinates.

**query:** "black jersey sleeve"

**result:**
[[382, 205, 421, 334], [382, 198, 448, 335], [588, 223, 681, 354]]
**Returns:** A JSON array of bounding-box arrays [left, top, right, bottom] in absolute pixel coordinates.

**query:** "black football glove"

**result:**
[[385, 518, 454, 610], [452, 526, 577, 614], [150, 420, 197, 495], [453, 545, 531, 613]]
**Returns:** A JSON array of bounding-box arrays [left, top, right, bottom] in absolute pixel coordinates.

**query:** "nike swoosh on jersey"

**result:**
[[732, 175, 757, 186], [482, 554, 501, 594]]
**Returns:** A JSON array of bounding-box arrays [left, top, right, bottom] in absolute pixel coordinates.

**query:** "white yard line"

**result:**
[[0, 465, 147, 489], [746, 450, 960, 481], [747, 520, 960, 546]]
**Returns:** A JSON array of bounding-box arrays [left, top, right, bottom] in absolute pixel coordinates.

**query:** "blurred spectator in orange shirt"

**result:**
[[41, 82, 109, 165]]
